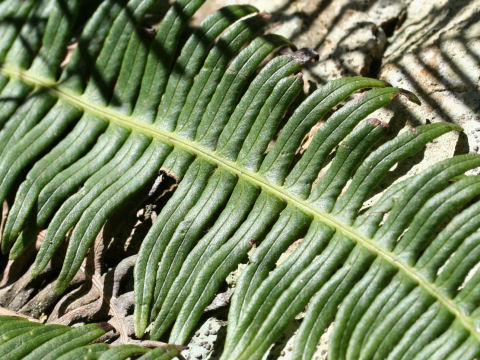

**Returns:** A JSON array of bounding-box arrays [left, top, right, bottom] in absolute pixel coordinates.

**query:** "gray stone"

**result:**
[[195, 0, 404, 82], [379, 0, 480, 157]]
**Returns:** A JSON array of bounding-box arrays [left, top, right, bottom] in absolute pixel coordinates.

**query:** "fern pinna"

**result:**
[[0, 0, 479, 359], [0, 315, 182, 359]]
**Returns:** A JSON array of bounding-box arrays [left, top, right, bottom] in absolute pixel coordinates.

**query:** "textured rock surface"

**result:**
[[197, 0, 407, 82], [379, 0, 480, 156], [182, 318, 227, 360], [189, 0, 480, 358]]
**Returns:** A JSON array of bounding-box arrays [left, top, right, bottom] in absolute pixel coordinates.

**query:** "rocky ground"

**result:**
[[187, 0, 480, 359]]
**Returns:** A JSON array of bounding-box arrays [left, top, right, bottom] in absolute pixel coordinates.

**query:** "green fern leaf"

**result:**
[[0, 316, 179, 360], [0, 0, 478, 359]]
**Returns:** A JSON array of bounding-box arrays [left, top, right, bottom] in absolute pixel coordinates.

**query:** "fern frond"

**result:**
[[0, 0, 479, 359], [0, 315, 180, 360]]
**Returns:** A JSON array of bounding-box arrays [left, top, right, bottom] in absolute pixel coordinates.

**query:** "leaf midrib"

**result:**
[[2, 63, 478, 342]]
